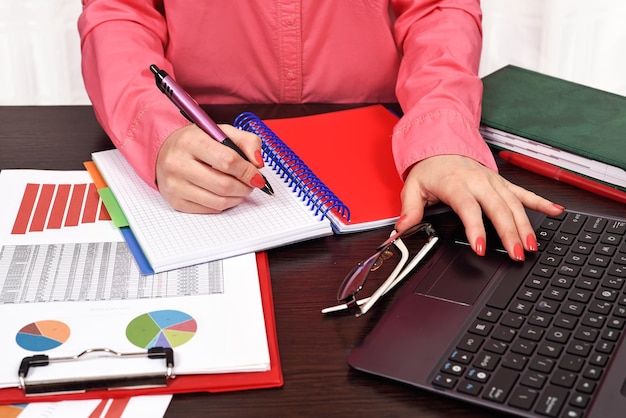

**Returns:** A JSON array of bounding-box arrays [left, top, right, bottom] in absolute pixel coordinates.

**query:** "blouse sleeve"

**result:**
[[390, 0, 497, 178], [78, 0, 189, 188]]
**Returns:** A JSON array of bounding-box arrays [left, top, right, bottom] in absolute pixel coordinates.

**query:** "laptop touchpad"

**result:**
[[414, 245, 504, 305]]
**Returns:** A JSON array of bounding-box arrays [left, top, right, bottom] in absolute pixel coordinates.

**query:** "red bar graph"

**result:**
[[48, 184, 71, 229], [10, 183, 112, 235]]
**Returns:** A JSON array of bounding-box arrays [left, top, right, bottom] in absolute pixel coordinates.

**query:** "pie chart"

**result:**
[[126, 310, 197, 349], [0, 404, 26, 418], [15, 320, 71, 351]]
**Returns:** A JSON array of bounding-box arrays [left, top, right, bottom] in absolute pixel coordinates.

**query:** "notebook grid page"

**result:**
[[92, 149, 330, 271]]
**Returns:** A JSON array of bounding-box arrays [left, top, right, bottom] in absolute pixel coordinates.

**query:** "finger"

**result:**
[[475, 181, 529, 261], [506, 181, 566, 216], [443, 188, 488, 257], [397, 187, 426, 232], [164, 179, 247, 214], [184, 126, 267, 192], [219, 124, 265, 168]]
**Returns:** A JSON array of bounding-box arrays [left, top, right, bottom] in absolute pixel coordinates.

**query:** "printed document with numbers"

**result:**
[[0, 170, 270, 390]]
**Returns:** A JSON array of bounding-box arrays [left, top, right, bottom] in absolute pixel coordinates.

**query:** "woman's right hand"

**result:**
[[156, 123, 267, 213]]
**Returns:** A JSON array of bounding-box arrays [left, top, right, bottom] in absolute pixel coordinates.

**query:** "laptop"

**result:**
[[348, 208, 626, 418]]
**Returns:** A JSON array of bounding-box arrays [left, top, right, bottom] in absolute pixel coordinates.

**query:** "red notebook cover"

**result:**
[[262, 105, 403, 233], [0, 252, 283, 404]]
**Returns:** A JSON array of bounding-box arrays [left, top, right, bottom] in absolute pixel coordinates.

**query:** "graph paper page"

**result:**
[[92, 149, 333, 272]]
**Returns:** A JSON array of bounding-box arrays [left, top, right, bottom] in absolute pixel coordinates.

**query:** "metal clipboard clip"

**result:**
[[18, 347, 174, 396]]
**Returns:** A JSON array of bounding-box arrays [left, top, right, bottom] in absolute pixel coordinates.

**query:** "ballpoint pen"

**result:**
[[149, 64, 274, 196], [499, 151, 626, 205]]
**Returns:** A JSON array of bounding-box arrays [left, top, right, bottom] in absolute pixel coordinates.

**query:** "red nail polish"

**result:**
[[552, 203, 565, 211], [251, 174, 265, 189], [254, 150, 264, 167], [395, 215, 407, 230], [513, 243, 525, 261], [526, 234, 538, 252], [475, 237, 486, 256]]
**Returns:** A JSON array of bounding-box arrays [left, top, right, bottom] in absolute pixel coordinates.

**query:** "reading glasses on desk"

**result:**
[[323, 222, 439, 317]]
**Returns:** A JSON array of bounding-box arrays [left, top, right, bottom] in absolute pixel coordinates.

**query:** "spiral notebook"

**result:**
[[91, 106, 405, 272], [236, 105, 408, 233]]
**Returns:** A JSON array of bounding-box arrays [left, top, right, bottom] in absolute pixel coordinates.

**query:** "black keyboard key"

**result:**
[[529, 357, 555, 373], [492, 326, 517, 343], [570, 393, 590, 409], [584, 216, 606, 234], [433, 373, 457, 389], [607, 220, 626, 234], [482, 368, 518, 403], [501, 353, 528, 371], [566, 341, 592, 357], [483, 340, 508, 355], [561, 213, 586, 235], [466, 368, 490, 383], [449, 350, 473, 364], [520, 371, 547, 389], [551, 369, 577, 388], [508, 386, 539, 410], [501, 313, 525, 329], [574, 326, 599, 342], [457, 334, 484, 353], [457, 379, 482, 396], [576, 379, 596, 394], [473, 352, 500, 371], [534, 385, 568, 417], [545, 328, 570, 344], [511, 339, 536, 356], [477, 307, 501, 323], [583, 365, 602, 380], [537, 341, 563, 358], [553, 314, 578, 330], [558, 354, 584, 372], [468, 320, 493, 336]]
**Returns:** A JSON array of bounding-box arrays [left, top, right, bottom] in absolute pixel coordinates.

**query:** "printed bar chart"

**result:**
[[11, 183, 111, 234]]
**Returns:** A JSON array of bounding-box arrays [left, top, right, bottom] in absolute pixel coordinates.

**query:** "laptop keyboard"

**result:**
[[431, 210, 626, 417]]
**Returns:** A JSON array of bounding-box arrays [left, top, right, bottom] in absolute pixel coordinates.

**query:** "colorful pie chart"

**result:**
[[0, 404, 27, 418], [15, 320, 70, 351], [126, 310, 197, 349]]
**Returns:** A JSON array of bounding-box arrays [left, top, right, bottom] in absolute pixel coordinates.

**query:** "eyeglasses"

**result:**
[[322, 222, 439, 317]]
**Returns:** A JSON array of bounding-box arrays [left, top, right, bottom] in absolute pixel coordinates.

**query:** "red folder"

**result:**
[[0, 252, 283, 404]]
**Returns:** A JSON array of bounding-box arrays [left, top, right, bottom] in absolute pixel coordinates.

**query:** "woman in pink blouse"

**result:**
[[78, 0, 564, 261]]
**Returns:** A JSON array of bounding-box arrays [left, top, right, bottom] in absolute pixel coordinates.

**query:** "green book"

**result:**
[[480, 65, 626, 191]]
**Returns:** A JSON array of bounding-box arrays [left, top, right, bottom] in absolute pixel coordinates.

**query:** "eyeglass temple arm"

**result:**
[[321, 232, 439, 315]]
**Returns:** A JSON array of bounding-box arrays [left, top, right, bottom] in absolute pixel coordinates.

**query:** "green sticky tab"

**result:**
[[98, 187, 129, 227]]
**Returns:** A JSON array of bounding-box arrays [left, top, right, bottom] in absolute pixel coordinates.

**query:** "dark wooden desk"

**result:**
[[1, 105, 623, 417]]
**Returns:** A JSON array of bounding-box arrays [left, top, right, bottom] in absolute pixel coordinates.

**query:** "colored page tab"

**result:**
[[84, 160, 108, 189], [120, 226, 154, 275], [98, 187, 129, 228]]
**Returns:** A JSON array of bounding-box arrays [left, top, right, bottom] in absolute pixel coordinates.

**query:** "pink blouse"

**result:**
[[78, 0, 496, 187]]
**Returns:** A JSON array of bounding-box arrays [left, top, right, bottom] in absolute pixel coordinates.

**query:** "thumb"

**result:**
[[396, 187, 427, 233]]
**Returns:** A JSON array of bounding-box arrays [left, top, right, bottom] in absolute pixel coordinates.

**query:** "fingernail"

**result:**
[[254, 150, 265, 167], [526, 234, 538, 252], [552, 203, 565, 211], [475, 236, 486, 256], [395, 215, 407, 230], [513, 243, 525, 261], [251, 174, 266, 189]]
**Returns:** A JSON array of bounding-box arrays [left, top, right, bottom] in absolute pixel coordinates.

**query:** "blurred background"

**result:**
[[1, 0, 625, 106]]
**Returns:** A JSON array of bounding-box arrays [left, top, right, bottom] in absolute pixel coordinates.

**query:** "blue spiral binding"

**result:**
[[233, 112, 350, 223]]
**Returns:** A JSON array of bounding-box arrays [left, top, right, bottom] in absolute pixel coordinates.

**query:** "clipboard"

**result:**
[[0, 252, 283, 404]]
